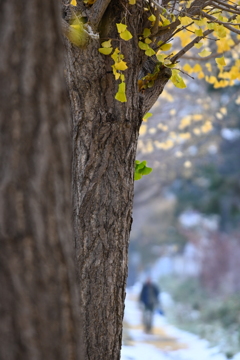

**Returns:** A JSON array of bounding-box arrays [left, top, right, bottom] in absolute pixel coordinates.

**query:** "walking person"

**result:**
[[139, 277, 160, 332]]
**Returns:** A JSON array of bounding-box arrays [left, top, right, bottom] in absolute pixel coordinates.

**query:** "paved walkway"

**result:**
[[121, 292, 230, 360]]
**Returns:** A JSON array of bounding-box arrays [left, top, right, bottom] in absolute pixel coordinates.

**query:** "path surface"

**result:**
[[121, 291, 240, 360]]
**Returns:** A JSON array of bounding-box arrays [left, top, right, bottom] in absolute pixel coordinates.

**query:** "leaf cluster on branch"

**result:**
[[62, 0, 240, 180], [63, 0, 240, 99]]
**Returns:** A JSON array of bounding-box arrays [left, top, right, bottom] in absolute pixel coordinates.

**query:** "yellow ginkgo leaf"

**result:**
[[207, 22, 215, 30], [101, 40, 112, 48], [206, 75, 217, 84], [183, 63, 192, 73], [143, 28, 151, 38], [145, 38, 152, 44], [148, 14, 156, 22], [98, 47, 113, 55], [70, 0, 77, 5], [180, 16, 192, 26], [69, 24, 88, 47], [156, 54, 167, 62], [198, 49, 211, 57], [120, 30, 133, 41], [192, 63, 202, 72], [215, 25, 227, 38], [129, 0, 136, 4], [171, 70, 187, 89], [116, 23, 127, 33], [195, 29, 203, 37], [115, 82, 127, 102], [111, 48, 122, 62], [161, 43, 172, 51], [194, 18, 207, 26], [215, 56, 226, 66], [205, 63, 212, 72], [138, 41, 149, 50], [160, 15, 170, 26], [115, 61, 128, 71], [143, 112, 152, 121], [145, 48, 155, 56], [112, 66, 121, 80], [194, 42, 203, 49]]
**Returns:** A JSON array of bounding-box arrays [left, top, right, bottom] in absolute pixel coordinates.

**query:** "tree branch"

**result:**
[[88, 0, 112, 30], [181, 38, 240, 61], [140, 67, 172, 116], [213, 0, 240, 12], [201, 11, 240, 35], [170, 29, 213, 63], [211, 1, 240, 15]]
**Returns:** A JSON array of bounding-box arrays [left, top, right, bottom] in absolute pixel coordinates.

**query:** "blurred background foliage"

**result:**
[[128, 61, 240, 357]]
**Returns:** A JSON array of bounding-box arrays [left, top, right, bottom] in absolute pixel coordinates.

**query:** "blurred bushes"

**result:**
[[160, 276, 240, 357]]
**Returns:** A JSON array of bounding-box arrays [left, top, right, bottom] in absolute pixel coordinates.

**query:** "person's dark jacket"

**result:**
[[140, 282, 159, 310]]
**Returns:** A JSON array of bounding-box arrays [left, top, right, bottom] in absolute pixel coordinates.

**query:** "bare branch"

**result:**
[[186, 0, 213, 16], [140, 67, 172, 115], [202, 11, 240, 35], [88, 0, 112, 30], [211, 1, 240, 15], [151, 0, 172, 16], [170, 29, 213, 63], [213, 0, 240, 12], [181, 38, 240, 61]]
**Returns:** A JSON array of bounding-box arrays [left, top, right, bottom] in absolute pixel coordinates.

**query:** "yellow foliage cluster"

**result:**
[[70, 0, 240, 104]]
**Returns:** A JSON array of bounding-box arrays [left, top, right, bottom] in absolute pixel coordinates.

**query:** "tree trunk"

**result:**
[[0, 1, 81, 359], [64, 2, 171, 359]]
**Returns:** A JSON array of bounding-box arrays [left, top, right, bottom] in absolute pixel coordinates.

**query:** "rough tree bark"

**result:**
[[63, 1, 171, 359], [0, 1, 81, 359]]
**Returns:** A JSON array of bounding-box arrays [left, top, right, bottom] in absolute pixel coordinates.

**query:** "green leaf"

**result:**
[[137, 161, 147, 170], [98, 47, 113, 55], [134, 173, 142, 180], [134, 160, 152, 180], [141, 166, 152, 175]]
